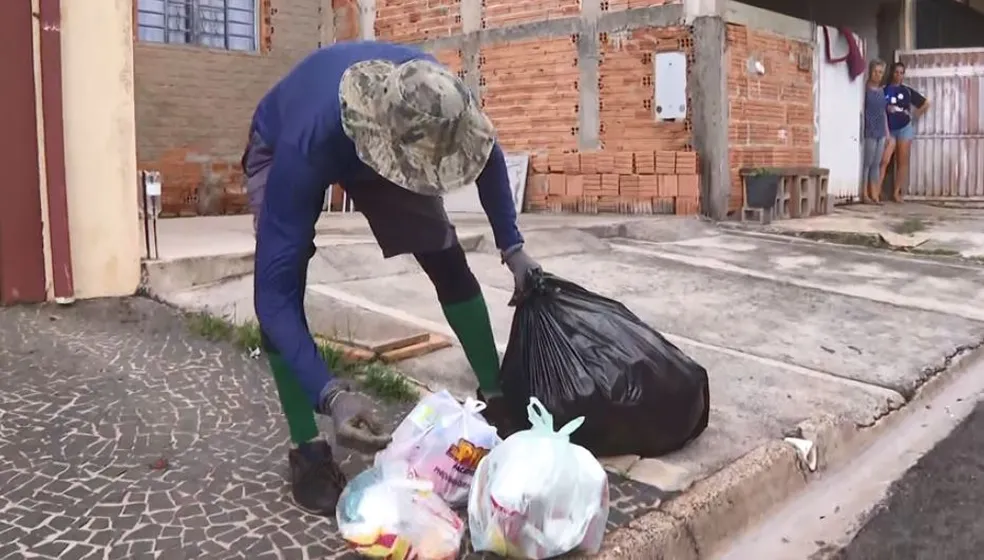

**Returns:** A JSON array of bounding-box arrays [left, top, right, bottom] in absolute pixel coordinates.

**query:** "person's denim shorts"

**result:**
[[891, 123, 915, 141]]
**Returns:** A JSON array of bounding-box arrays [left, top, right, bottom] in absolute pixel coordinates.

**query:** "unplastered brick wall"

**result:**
[[333, 0, 361, 41], [598, 26, 692, 153], [465, 26, 696, 214], [365, 0, 699, 215], [508, 26, 696, 215], [373, 0, 461, 43], [605, 0, 682, 12], [526, 150, 701, 215], [727, 24, 815, 211], [135, 0, 323, 216], [479, 37, 580, 152], [483, 0, 580, 29]]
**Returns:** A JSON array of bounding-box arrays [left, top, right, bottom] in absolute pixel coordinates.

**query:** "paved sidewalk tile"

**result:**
[[0, 298, 664, 559]]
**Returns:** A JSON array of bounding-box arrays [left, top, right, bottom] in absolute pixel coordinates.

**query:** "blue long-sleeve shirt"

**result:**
[[251, 41, 522, 408]]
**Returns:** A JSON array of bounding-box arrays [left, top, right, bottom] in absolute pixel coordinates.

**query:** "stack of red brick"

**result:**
[[525, 150, 701, 215]]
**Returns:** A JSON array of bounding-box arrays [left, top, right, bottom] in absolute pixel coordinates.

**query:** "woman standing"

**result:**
[[880, 62, 930, 202], [862, 59, 890, 204]]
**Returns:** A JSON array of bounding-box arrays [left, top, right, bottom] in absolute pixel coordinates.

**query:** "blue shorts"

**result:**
[[891, 123, 915, 141]]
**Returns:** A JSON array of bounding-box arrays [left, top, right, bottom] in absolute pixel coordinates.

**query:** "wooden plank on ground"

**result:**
[[378, 334, 454, 363]]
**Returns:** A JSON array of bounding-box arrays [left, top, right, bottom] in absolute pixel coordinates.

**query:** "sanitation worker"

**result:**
[[242, 40, 541, 516]]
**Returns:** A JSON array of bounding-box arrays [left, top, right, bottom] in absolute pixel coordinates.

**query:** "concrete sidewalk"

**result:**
[[144, 211, 984, 558], [724, 202, 984, 260]]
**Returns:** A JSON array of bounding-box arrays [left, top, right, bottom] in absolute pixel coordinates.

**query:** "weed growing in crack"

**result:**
[[359, 361, 418, 403], [890, 217, 928, 235], [186, 311, 418, 403], [186, 311, 236, 341], [234, 321, 263, 352]]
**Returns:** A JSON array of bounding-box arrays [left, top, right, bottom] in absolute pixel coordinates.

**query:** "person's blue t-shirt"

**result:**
[[884, 84, 927, 131], [249, 41, 522, 408], [864, 87, 888, 139]]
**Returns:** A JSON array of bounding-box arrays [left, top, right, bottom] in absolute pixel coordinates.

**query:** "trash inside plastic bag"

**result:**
[[468, 398, 610, 559], [501, 269, 710, 458], [375, 390, 502, 506], [337, 461, 466, 560]]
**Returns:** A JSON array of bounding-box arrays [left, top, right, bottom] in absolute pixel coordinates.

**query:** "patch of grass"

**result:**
[[317, 341, 351, 374], [791, 230, 888, 249], [908, 247, 984, 265], [187, 311, 236, 341], [234, 321, 262, 351], [781, 229, 984, 266], [890, 217, 927, 235], [358, 361, 419, 403], [186, 311, 418, 403]]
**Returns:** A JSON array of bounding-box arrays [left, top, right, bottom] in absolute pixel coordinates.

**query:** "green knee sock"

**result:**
[[267, 352, 320, 445], [442, 294, 502, 395]]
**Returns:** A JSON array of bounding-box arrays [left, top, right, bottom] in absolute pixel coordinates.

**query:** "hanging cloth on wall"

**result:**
[[823, 25, 866, 81]]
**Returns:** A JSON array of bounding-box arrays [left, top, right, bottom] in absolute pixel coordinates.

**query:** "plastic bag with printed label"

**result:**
[[337, 460, 466, 560], [468, 398, 610, 559], [375, 389, 502, 506]]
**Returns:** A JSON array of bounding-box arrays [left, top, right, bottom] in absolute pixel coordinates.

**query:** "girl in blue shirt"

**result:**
[[880, 62, 930, 202]]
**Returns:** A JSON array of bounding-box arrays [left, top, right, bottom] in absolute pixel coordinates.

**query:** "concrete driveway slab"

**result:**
[[139, 214, 984, 559], [313, 274, 516, 345], [631, 339, 902, 491], [627, 232, 984, 322], [308, 272, 903, 493], [525, 245, 984, 396]]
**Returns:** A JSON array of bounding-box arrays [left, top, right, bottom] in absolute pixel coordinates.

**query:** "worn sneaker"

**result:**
[[287, 441, 348, 516], [476, 390, 519, 439]]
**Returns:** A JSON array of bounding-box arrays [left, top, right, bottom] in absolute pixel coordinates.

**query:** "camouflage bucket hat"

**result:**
[[339, 58, 495, 196]]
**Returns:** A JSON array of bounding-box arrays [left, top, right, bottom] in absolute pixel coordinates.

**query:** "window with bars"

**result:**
[[137, 0, 258, 52]]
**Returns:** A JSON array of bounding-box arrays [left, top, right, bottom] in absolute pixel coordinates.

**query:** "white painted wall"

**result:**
[[61, 0, 142, 298], [815, 27, 865, 200]]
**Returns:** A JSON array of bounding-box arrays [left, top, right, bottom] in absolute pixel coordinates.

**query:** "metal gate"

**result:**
[[897, 48, 984, 199]]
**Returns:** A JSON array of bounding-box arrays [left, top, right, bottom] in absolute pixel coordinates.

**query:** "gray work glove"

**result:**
[[320, 382, 392, 452], [502, 244, 542, 304]]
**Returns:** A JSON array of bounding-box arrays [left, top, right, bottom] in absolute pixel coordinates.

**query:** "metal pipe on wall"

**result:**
[[38, 0, 75, 303], [901, 0, 915, 50]]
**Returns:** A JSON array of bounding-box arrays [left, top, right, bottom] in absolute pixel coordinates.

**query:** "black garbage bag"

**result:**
[[500, 270, 710, 458]]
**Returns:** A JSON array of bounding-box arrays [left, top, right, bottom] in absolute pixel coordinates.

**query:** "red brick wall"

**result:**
[[483, 0, 580, 28], [599, 26, 692, 153], [526, 149, 700, 215], [374, 0, 460, 42], [371, 13, 700, 216], [479, 37, 580, 152], [606, 0, 681, 11], [137, 0, 696, 217], [431, 49, 464, 76], [727, 24, 815, 211], [333, 0, 361, 41], [508, 26, 698, 215], [135, 0, 322, 216]]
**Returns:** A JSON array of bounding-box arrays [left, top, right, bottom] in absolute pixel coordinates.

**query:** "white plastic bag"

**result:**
[[375, 390, 502, 506], [337, 460, 465, 560], [468, 398, 610, 559]]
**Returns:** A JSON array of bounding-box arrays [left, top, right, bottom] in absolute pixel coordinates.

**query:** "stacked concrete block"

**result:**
[[738, 167, 831, 223], [726, 24, 816, 215], [526, 150, 701, 216]]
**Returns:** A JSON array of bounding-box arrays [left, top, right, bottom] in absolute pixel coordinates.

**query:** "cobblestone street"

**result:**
[[0, 298, 663, 559]]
